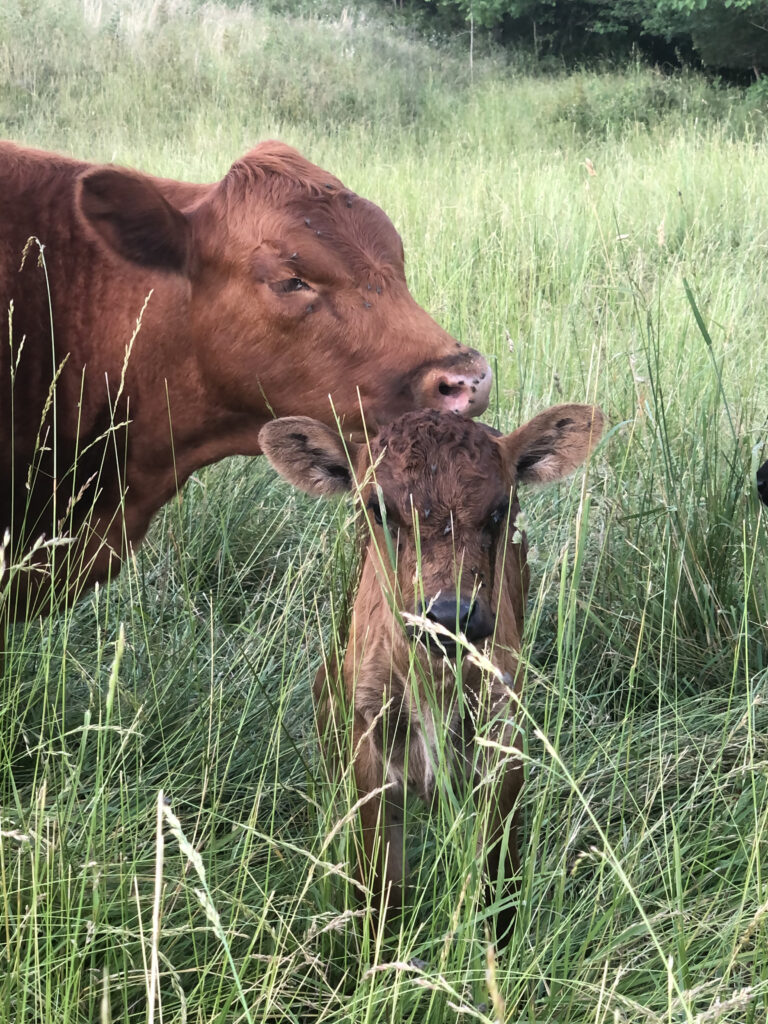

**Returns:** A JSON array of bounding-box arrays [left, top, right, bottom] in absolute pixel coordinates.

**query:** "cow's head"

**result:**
[[260, 405, 604, 656], [77, 142, 491, 435]]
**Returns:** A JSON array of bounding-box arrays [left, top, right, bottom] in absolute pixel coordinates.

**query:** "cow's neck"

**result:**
[[118, 382, 269, 540], [84, 283, 271, 539]]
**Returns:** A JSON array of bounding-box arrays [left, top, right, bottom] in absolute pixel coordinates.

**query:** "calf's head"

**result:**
[[260, 405, 604, 655]]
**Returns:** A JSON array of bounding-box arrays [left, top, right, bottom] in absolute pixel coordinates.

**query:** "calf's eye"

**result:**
[[367, 498, 384, 526], [489, 500, 510, 528], [275, 277, 310, 294]]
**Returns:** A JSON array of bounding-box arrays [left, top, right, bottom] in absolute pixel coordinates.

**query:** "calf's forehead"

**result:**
[[371, 412, 506, 517]]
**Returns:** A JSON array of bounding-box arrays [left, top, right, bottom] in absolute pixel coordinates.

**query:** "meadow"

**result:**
[[1, 1, 768, 1021]]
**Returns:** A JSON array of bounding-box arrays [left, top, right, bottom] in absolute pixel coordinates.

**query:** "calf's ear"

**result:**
[[78, 166, 191, 273], [259, 417, 359, 498], [498, 404, 604, 484]]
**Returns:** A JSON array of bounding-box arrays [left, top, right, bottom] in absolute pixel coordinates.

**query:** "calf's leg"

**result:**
[[313, 661, 409, 929], [352, 715, 408, 917], [475, 683, 524, 944]]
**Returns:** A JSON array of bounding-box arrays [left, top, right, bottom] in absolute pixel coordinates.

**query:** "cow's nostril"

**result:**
[[418, 355, 492, 417]]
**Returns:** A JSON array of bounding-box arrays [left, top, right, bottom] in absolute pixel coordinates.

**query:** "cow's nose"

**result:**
[[421, 595, 493, 645], [418, 349, 492, 417]]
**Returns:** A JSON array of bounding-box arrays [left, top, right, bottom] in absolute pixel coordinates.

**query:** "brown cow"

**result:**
[[260, 403, 604, 938], [0, 140, 491, 621]]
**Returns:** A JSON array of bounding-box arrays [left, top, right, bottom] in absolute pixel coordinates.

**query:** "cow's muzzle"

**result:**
[[416, 349, 492, 418]]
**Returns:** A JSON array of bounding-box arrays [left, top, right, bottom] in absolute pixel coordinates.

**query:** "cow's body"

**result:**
[[260, 403, 604, 938], [0, 140, 491, 619]]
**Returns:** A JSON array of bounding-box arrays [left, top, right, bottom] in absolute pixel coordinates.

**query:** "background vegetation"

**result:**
[[1, 1, 767, 1022], [393, 0, 768, 77]]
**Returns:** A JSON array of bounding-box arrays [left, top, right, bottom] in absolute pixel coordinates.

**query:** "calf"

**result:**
[[260, 404, 603, 935]]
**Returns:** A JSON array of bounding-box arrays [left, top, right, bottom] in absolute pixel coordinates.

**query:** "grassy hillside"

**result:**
[[1, 1, 767, 1022]]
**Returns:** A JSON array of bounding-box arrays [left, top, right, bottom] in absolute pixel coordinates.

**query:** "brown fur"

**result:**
[[0, 140, 491, 620], [261, 403, 604, 938]]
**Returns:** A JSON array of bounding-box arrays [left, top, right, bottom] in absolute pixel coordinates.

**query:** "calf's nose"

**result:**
[[421, 595, 493, 645], [418, 349, 492, 417]]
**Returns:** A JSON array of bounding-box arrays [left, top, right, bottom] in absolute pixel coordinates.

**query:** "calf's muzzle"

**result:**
[[416, 594, 494, 653]]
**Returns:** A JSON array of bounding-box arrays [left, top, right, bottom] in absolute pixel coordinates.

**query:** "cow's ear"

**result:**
[[259, 417, 359, 498], [78, 167, 190, 273], [498, 404, 604, 484]]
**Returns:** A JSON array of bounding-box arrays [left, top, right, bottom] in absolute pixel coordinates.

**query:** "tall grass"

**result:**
[[1, 1, 767, 1021]]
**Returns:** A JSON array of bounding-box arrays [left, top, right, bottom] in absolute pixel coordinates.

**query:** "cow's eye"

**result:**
[[489, 500, 510, 529], [276, 277, 310, 293], [367, 498, 384, 526]]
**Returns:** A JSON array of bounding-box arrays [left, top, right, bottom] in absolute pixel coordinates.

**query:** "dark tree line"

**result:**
[[408, 0, 768, 76]]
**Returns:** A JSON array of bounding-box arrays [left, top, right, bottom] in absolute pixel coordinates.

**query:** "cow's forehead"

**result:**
[[370, 411, 505, 518], [282, 191, 405, 280], [220, 152, 405, 282]]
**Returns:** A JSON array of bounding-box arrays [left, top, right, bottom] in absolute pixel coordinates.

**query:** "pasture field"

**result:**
[[2, 1, 768, 1021]]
